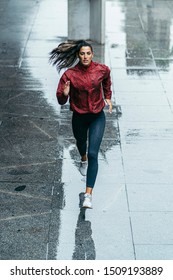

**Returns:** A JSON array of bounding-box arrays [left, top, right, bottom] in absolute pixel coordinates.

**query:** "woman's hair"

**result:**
[[49, 40, 93, 71]]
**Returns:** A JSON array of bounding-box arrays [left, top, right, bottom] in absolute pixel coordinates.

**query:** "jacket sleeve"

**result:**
[[102, 66, 112, 100], [56, 73, 69, 105]]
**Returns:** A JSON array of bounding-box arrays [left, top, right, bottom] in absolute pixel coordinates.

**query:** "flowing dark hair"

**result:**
[[49, 40, 93, 71]]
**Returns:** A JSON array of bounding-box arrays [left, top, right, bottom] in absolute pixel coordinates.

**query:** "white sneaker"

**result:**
[[82, 193, 92, 208], [79, 161, 87, 176]]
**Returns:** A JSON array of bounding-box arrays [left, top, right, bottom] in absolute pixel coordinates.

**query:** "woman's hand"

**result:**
[[105, 99, 113, 114], [63, 81, 70, 96]]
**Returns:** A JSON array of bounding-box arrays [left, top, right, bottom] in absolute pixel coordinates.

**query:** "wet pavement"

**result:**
[[1, 0, 173, 260]]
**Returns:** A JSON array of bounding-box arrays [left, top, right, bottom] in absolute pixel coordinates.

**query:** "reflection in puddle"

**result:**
[[72, 193, 96, 260]]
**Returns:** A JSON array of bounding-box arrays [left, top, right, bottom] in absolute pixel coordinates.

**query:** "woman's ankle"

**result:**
[[81, 154, 87, 162], [85, 187, 92, 195]]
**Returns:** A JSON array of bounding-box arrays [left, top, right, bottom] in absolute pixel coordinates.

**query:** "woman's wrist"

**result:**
[[63, 91, 69, 96], [63, 81, 70, 96]]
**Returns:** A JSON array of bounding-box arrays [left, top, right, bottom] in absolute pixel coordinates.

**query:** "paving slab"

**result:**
[[135, 245, 173, 260], [127, 183, 173, 212], [131, 212, 173, 245]]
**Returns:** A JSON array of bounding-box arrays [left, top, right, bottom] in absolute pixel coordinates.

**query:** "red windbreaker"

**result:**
[[56, 61, 112, 114]]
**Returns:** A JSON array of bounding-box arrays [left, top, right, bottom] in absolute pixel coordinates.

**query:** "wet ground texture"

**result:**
[[1, 0, 173, 260]]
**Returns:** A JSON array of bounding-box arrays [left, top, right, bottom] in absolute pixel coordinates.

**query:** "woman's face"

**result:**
[[78, 46, 93, 67]]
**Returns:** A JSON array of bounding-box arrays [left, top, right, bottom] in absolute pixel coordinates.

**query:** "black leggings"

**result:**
[[72, 110, 105, 188]]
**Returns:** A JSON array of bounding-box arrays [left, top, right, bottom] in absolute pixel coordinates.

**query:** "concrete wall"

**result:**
[[68, 0, 105, 44], [68, 0, 90, 40], [90, 0, 105, 44]]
